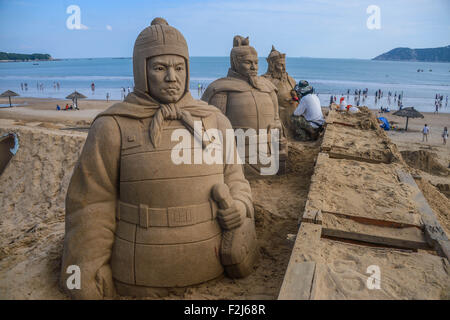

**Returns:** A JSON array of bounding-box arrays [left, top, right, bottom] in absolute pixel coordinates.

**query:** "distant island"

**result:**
[[373, 45, 450, 62], [0, 52, 53, 62]]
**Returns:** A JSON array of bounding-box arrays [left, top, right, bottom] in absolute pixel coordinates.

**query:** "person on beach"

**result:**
[[291, 81, 324, 141], [339, 97, 347, 111], [106, 92, 110, 102], [422, 124, 430, 142], [91, 82, 95, 93], [61, 18, 256, 300], [442, 127, 448, 145]]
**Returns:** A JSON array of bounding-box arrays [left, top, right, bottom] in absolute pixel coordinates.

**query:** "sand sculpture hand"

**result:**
[[217, 201, 246, 230], [212, 183, 246, 230]]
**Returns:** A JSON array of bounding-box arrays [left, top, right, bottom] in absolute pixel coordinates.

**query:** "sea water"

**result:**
[[0, 57, 449, 112]]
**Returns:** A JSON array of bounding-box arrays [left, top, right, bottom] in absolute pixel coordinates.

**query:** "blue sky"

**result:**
[[0, 0, 449, 59]]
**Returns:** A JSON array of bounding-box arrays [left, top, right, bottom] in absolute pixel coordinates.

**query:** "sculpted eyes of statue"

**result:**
[[146, 54, 186, 103]]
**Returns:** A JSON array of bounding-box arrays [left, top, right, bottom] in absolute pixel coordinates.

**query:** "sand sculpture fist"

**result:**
[[217, 200, 246, 230]]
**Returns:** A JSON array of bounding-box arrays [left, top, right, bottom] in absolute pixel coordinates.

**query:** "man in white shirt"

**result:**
[[291, 80, 324, 140], [422, 124, 430, 142]]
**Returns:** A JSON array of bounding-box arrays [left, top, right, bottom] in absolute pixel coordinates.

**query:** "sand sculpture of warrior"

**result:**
[[60, 18, 257, 299], [201, 36, 288, 175], [262, 46, 298, 136]]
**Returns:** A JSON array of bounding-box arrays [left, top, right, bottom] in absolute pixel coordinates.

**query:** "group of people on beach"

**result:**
[[197, 82, 207, 96], [56, 102, 79, 111], [20, 82, 28, 91], [120, 87, 131, 100], [434, 93, 448, 113], [422, 124, 448, 145]]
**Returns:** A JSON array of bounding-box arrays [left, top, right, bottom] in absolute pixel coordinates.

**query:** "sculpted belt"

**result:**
[[116, 200, 218, 228]]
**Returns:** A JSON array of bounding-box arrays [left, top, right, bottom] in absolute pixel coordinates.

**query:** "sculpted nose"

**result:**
[[165, 67, 176, 82]]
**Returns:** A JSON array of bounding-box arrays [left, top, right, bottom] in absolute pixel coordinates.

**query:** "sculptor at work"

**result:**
[[291, 80, 324, 141], [262, 46, 298, 136], [201, 36, 288, 175], [60, 18, 257, 299]]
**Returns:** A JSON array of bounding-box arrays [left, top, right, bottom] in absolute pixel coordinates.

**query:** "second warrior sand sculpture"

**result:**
[[60, 18, 258, 299], [262, 46, 298, 137], [202, 36, 288, 175]]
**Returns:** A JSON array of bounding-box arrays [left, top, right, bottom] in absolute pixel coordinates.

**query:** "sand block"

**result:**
[[312, 238, 450, 300], [307, 155, 423, 227], [321, 123, 396, 164], [325, 108, 378, 129], [279, 222, 449, 299]]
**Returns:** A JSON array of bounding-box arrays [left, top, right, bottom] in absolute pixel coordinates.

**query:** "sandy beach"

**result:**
[[0, 98, 449, 299]]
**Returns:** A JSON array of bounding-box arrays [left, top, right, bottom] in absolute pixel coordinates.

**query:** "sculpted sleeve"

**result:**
[[60, 116, 120, 299], [216, 113, 254, 219]]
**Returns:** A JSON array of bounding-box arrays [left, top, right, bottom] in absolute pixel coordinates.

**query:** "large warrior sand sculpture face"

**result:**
[[146, 55, 186, 103], [235, 54, 259, 78]]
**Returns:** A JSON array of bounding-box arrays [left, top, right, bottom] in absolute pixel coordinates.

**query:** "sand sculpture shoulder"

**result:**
[[202, 75, 277, 105]]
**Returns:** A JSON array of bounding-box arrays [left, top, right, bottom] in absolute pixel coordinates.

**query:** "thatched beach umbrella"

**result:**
[[393, 107, 424, 131], [0, 90, 19, 108], [66, 91, 87, 107]]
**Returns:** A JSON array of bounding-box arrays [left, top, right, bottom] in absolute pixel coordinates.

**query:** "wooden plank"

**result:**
[[278, 222, 322, 300], [278, 261, 316, 300], [321, 212, 430, 250], [321, 210, 420, 229], [327, 151, 388, 164], [396, 169, 450, 260]]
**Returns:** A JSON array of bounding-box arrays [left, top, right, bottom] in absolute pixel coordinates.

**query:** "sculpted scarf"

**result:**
[[95, 89, 220, 148]]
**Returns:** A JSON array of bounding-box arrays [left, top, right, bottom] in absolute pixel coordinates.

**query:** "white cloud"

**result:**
[[106, 25, 112, 31]]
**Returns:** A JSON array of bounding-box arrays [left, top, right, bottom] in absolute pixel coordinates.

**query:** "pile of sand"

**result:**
[[400, 150, 449, 177], [415, 178, 450, 236], [0, 125, 86, 299]]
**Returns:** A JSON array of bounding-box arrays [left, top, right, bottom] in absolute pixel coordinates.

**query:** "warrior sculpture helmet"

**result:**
[[230, 35, 258, 72], [267, 45, 286, 62], [132, 18, 190, 94]]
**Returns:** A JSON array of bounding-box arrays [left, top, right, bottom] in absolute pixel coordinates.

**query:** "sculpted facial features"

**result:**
[[147, 54, 186, 103], [236, 54, 259, 88], [271, 58, 286, 79], [236, 54, 258, 77]]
